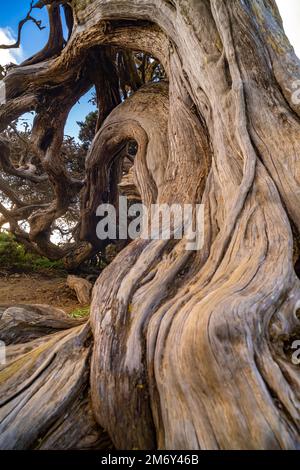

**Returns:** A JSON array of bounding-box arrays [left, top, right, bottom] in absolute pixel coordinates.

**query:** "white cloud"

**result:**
[[276, 0, 300, 58], [0, 27, 24, 67]]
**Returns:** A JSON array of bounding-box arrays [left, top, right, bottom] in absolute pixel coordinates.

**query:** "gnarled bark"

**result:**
[[1, 0, 300, 451], [0, 304, 112, 449]]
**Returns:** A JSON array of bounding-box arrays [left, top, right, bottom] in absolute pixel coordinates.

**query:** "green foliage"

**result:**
[[0, 232, 65, 273], [77, 111, 98, 150], [69, 306, 90, 318]]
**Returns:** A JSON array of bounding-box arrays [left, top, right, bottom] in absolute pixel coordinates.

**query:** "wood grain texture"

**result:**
[[0, 0, 300, 450]]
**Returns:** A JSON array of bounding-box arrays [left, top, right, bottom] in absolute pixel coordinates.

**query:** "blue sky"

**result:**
[[0, 1, 96, 140], [0, 1, 300, 139]]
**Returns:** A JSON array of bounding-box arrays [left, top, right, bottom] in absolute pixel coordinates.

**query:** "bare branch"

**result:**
[[0, 2, 45, 50], [0, 177, 26, 207], [0, 139, 48, 183], [21, 4, 65, 67], [0, 203, 48, 227]]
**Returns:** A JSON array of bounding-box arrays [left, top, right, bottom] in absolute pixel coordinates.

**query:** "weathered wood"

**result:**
[[67, 275, 92, 305], [0, 0, 300, 451], [0, 304, 84, 344], [0, 306, 112, 450]]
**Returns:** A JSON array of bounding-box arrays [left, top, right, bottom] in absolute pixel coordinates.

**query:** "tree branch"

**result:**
[[0, 177, 26, 207], [21, 4, 65, 67], [0, 139, 48, 183], [0, 2, 45, 50]]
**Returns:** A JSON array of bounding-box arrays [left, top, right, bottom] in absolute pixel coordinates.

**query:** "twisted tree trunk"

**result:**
[[1, 0, 300, 450]]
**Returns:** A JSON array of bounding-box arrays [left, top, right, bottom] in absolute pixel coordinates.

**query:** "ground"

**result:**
[[0, 273, 84, 315]]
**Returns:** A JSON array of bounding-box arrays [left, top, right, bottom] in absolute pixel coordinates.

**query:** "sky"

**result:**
[[0, 0, 300, 139], [0, 1, 96, 139]]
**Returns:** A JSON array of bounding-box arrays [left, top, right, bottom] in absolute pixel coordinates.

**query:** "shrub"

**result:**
[[0, 231, 65, 273], [69, 306, 90, 318]]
